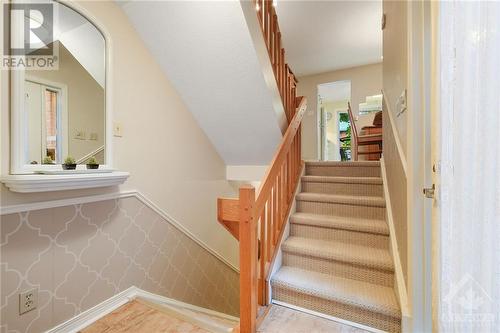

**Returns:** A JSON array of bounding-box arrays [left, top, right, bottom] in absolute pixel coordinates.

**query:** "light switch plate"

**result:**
[[113, 122, 123, 137], [75, 130, 86, 140]]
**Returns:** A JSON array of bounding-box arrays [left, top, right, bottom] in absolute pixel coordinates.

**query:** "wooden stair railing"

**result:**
[[347, 102, 382, 160], [254, 0, 298, 122], [218, 97, 307, 333]]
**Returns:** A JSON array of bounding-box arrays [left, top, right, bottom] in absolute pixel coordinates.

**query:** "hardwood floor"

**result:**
[[80, 301, 369, 333], [79, 300, 209, 333], [258, 305, 370, 333]]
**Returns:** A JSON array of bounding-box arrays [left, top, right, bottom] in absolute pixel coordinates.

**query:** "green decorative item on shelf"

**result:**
[[62, 156, 77, 170], [86, 156, 99, 169], [42, 156, 54, 165]]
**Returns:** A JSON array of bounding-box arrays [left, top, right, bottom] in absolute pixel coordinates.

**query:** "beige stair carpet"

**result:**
[[271, 161, 401, 332]]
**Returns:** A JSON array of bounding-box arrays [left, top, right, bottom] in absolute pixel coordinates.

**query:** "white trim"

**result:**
[[380, 157, 411, 326], [76, 145, 105, 164], [0, 190, 239, 273], [0, 171, 129, 193], [45, 286, 238, 333], [271, 300, 386, 333], [381, 90, 408, 177], [136, 289, 239, 323], [45, 287, 136, 333]]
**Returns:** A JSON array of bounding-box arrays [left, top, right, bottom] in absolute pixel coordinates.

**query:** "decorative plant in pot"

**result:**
[[62, 156, 77, 170], [42, 156, 55, 165], [86, 156, 99, 169]]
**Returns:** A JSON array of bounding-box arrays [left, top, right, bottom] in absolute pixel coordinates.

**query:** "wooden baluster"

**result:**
[[266, 197, 272, 264], [274, 175, 280, 244], [259, 208, 266, 305], [239, 186, 257, 333]]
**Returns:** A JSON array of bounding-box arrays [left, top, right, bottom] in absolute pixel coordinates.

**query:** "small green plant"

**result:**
[[42, 156, 54, 164], [64, 156, 76, 165], [87, 156, 98, 165]]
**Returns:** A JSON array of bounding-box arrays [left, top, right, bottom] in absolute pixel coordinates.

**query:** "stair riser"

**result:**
[[282, 252, 394, 287], [297, 201, 385, 220], [290, 224, 389, 249], [271, 286, 401, 332], [306, 166, 381, 177], [301, 181, 383, 197]]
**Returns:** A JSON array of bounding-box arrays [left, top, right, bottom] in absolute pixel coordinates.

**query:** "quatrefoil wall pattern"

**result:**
[[0, 197, 239, 333]]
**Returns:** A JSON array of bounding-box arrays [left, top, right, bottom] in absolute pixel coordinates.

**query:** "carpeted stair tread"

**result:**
[[305, 161, 380, 167], [282, 237, 394, 271], [290, 212, 388, 235], [272, 266, 400, 318], [296, 192, 386, 207], [302, 175, 383, 185]]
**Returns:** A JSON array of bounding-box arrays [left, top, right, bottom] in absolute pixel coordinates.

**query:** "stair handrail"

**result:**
[[254, 0, 298, 122], [217, 97, 307, 332], [347, 102, 359, 160]]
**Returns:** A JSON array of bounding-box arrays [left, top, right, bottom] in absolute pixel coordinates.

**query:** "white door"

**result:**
[[434, 2, 500, 331]]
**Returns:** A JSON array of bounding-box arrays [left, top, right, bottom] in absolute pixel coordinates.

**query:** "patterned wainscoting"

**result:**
[[0, 196, 239, 333]]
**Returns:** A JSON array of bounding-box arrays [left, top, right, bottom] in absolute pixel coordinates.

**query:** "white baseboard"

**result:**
[[0, 190, 238, 273], [380, 157, 411, 327], [46, 286, 238, 333], [46, 286, 137, 333], [271, 300, 386, 333]]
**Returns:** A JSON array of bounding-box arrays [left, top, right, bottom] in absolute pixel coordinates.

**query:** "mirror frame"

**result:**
[[9, 0, 113, 174]]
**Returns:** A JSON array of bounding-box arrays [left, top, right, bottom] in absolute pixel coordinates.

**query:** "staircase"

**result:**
[[271, 161, 401, 332]]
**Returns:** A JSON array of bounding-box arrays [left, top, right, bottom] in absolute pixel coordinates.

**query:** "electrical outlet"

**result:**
[[19, 289, 37, 315], [113, 122, 123, 137]]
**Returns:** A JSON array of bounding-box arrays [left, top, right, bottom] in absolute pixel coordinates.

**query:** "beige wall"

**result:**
[[0, 2, 241, 328], [0, 197, 239, 332], [383, 0, 407, 155], [29, 43, 105, 163], [1, 0, 239, 267], [297, 63, 383, 160]]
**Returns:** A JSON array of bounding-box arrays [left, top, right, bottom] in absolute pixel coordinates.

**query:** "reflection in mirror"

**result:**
[[23, 1, 105, 166]]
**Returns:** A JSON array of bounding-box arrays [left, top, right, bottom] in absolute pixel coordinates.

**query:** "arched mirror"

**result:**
[[9, 0, 108, 173]]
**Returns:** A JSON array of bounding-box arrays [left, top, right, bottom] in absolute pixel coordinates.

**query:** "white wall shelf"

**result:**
[[1, 171, 129, 193]]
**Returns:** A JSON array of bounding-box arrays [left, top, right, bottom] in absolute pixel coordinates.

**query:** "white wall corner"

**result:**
[[226, 165, 268, 182]]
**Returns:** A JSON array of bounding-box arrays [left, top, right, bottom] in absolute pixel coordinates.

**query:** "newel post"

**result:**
[[239, 185, 257, 333]]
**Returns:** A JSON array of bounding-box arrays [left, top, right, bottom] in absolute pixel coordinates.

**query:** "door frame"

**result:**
[[25, 76, 68, 164], [406, 0, 434, 331], [317, 80, 351, 161]]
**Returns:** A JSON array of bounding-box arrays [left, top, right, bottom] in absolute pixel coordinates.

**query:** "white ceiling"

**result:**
[[276, 0, 382, 76], [318, 80, 351, 102], [119, 1, 282, 165]]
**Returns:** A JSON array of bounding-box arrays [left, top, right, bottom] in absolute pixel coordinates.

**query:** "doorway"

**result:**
[[318, 80, 351, 161]]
